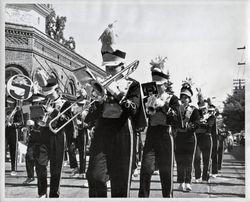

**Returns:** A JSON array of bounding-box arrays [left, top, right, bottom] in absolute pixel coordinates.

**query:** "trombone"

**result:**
[[49, 60, 139, 134], [37, 98, 52, 127]]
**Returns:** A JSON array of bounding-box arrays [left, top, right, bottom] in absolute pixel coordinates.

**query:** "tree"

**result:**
[[222, 89, 245, 133]]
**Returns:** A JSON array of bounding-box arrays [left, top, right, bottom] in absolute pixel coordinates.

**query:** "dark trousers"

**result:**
[[194, 133, 212, 181], [66, 135, 78, 169], [75, 128, 87, 173], [211, 135, 219, 174], [86, 118, 134, 197], [132, 132, 143, 171], [175, 132, 196, 183], [139, 125, 174, 198], [6, 126, 18, 171], [25, 143, 35, 178], [34, 127, 65, 197], [218, 139, 225, 170]]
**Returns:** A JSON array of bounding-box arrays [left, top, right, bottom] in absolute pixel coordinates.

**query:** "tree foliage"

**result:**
[[222, 90, 245, 133]]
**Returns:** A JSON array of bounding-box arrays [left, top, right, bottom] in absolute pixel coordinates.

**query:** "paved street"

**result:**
[[4, 144, 245, 199]]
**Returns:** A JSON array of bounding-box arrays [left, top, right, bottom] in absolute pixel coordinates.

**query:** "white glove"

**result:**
[[46, 105, 54, 114], [26, 119, 35, 126], [116, 79, 133, 96], [155, 98, 165, 108], [76, 119, 82, 125], [106, 81, 120, 96]]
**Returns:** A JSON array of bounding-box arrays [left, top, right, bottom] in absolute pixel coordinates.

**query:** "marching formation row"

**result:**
[[5, 23, 231, 198]]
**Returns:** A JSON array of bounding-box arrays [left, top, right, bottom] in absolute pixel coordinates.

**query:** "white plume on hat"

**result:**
[[196, 88, 204, 102], [98, 20, 118, 53], [180, 77, 194, 98], [196, 88, 207, 109], [150, 56, 171, 85], [181, 77, 194, 89], [150, 56, 168, 73]]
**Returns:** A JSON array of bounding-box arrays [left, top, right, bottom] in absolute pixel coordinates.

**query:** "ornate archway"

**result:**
[[64, 79, 76, 95], [5, 65, 29, 83]]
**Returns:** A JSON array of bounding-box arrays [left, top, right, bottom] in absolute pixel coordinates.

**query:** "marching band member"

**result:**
[[208, 103, 219, 178], [33, 74, 74, 198], [22, 94, 45, 185], [194, 93, 215, 183], [217, 123, 228, 171], [71, 94, 89, 178], [5, 96, 24, 176], [66, 113, 79, 177], [85, 25, 146, 197], [175, 78, 200, 192], [138, 56, 179, 198]]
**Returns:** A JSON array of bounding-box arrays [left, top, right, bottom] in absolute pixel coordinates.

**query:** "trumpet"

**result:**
[[49, 60, 139, 134]]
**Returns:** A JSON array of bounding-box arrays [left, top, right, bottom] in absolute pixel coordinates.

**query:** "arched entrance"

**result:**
[[64, 79, 76, 95], [5, 65, 29, 84]]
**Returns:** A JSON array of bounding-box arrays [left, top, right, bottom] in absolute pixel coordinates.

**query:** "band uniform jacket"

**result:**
[[176, 105, 200, 133], [85, 77, 147, 197], [196, 112, 216, 134], [85, 78, 147, 132]]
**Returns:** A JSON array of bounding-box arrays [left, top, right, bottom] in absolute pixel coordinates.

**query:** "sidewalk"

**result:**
[[4, 145, 245, 198]]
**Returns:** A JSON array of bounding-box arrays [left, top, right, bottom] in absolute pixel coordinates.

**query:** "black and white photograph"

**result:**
[[1, 0, 249, 200]]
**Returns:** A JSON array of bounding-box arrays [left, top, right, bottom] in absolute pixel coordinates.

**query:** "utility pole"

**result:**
[[233, 46, 246, 94], [233, 79, 245, 90]]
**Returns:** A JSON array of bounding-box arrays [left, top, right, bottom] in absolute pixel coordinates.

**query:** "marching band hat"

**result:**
[[207, 98, 216, 111], [180, 78, 194, 98], [150, 56, 171, 85], [99, 21, 126, 67], [198, 101, 208, 109], [180, 87, 193, 98], [152, 71, 169, 85], [42, 78, 58, 96], [102, 50, 126, 66], [208, 104, 216, 111]]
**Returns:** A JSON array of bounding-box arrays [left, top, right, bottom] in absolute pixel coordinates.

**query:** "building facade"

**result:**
[[5, 4, 105, 96]]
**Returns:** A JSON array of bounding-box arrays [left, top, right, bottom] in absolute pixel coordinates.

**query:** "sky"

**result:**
[[52, 0, 249, 109]]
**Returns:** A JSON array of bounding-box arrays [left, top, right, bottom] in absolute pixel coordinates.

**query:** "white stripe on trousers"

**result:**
[[127, 118, 134, 197], [14, 129, 18, 171], [208, 135, 213, 174], [56, 131, 66, 196], [169, 126, 174, 196], [191, 133, 197, 181]]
